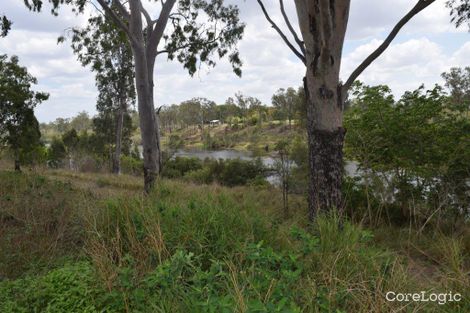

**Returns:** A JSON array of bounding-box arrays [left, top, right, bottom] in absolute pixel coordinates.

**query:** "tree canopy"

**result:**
[[0, 55, 49, 170]]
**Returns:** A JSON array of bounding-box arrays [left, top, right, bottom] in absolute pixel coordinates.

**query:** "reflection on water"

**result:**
[[172, 149, 359, 180], [140, 146, 359, 184], [173, 149, 276, 167]]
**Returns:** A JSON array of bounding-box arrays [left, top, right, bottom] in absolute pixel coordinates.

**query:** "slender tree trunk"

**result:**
[[112, 97, 126, 174], [155, 110, 163, 171], [14, 149, 21, 172], [68, 153, 73, 171], [281, 154, 289, 218], [132, 45, 160, 193], [295, 0, 350, 221]]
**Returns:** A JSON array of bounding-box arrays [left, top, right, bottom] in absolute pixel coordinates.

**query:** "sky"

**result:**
[[0, 0, 469, 122]]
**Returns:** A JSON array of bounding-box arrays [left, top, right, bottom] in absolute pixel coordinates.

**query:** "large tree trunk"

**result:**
[[112, 97, 126, 174], [128, 0, 163, 194], [295, 0, 351, 220], [304, 75, 346, 220]]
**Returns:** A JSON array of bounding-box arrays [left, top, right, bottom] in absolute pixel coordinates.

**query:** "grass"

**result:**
[[0, 168, 468, 312]]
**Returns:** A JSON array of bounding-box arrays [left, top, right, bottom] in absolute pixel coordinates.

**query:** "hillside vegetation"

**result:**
[[160, 121, 300, 155]]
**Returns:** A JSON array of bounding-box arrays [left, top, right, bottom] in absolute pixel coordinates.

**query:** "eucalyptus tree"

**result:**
[[179, 98, 203, 128], [272, 87, 301, 128], [159, 104, 179, 133], [442, 67, 470, 110], [226, 92, 262, 122], [64, 14, 136, 174], [257, 0, 436, 220], [24, 0, 244, 192], [0, 55, 49, 171]]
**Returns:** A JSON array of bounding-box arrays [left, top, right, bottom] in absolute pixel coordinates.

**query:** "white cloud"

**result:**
[[0, 0, 467, 122], [341, 36, 470, 97]]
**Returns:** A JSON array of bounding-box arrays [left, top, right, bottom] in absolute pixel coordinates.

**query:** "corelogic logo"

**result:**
[[386, 291, 462, 305]]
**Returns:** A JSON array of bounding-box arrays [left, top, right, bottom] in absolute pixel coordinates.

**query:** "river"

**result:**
[[138, 147, 359, 177], [172, 149, 360, 184]]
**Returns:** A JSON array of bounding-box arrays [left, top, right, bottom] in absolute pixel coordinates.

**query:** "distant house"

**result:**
[[209, 119, 221, 127]]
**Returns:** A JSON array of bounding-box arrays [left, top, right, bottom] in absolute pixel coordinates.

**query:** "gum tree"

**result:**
[[24, 0, 244, 192], [64, 15, 136, 174], [257, 0, 436, 220]]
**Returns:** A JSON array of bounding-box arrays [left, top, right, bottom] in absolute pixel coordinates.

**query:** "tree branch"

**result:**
[[96, 0, 137, 45], [112, 0, 130, 22], [147, 0, 177, 57], [343, 0, 435, 92], [257, 0, 306, 65], [140, 2, 154, 27], [279, 0, 305, 55]]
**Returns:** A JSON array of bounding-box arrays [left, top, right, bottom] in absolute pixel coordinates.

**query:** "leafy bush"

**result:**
[[120, 155, 143, 176], [168, 134, 184, 149], [163, 157, 267, 187], [217, 158, 266, 187], [162, 157, 203, 178], [184, 167, 213, 184], [0, 262, 109, 313], [47, 137, 67, 167]]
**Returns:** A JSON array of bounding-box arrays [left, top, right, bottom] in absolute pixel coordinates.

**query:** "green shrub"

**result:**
[[0, 262, 106, 313], [344, 84, 470, 226], [120, 155, 143, 176], [164, 157, 267, 187], [218, 158, 266, 187], [168, 134, 184, 149], [162, 157, 203, 178], [184, 167, 213, 184]]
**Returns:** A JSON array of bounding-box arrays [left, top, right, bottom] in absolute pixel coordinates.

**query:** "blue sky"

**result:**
[[1, 0, 468, 122]]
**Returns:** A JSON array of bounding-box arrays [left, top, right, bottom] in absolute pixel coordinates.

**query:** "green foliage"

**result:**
[[1, 172, 468, 312], [47, 137, 67, 167], [62, 129, 80, 151], [1, 15, 12, 37], [162, 156, 267, 186], [34, 0, 245, 76], [66, 14, 136, 164], [272, 87, 305, 126], [163, 157, 204, 178], [0, 54, 48, 169], [0, 262, 107, 313], [217, 158, 266, 186], [120, 155, 144, 176], [184, 166, 213, 184], [168, 134, 184, 149], [165, 0, 245, 76], [344, 83, 470, 224]]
